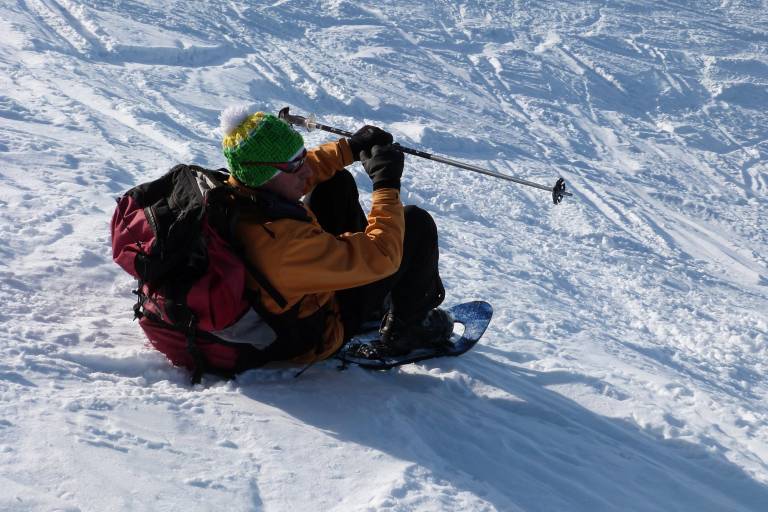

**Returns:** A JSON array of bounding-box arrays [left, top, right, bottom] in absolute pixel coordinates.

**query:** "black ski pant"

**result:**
[[307, 169, 445, 339]]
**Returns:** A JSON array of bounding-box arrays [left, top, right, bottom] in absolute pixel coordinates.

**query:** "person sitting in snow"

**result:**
[[219, 106, 453, 363]]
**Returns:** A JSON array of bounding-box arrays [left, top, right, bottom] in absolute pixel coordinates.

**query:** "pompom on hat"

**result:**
[[220, 105, 305, 187]]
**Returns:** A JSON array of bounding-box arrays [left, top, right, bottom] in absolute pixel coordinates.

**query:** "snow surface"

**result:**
[[1, 1, 767, 510]]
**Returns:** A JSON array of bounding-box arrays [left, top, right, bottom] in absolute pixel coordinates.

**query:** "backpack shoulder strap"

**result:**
[[202, 174, 291, 310]]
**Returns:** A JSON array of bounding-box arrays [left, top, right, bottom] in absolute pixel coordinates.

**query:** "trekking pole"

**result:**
[[278, 107, 572, 205]]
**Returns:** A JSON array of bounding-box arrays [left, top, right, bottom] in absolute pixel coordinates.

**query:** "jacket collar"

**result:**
[[226, 175, 310, 222]]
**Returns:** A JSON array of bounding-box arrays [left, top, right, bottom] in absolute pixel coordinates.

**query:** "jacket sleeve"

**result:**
[[239, 188, 404, 298], [302, 138, 355, 194]]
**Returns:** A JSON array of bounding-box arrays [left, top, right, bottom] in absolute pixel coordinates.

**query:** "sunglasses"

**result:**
[[242, 149, 308, 174]]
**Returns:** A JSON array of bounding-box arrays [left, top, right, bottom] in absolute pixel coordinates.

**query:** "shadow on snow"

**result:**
[[238, 352, 768, 512]]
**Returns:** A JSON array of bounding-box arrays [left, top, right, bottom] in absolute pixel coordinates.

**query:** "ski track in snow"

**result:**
[[1, 1, 767, 510]]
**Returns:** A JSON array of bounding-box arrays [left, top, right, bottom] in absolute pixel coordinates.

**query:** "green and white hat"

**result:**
[[220, 105, 305, 187]]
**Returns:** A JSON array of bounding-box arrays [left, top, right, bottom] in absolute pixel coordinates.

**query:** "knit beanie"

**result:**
[[220, 106, 305, 187]]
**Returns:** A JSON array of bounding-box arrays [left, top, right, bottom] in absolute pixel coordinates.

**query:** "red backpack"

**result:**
[[111, 165, 325, 383]]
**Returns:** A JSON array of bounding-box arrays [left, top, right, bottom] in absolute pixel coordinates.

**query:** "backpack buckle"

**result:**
[[132, 288, 146, 320]]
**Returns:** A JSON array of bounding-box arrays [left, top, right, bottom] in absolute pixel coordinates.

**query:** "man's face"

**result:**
[[260, 160, 312, 202]]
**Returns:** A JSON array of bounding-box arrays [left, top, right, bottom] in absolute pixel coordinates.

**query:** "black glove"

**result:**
[[361, 144, 403, 191], [348, 125, 393, 161]]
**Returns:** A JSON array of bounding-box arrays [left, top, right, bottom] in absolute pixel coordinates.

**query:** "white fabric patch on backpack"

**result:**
[[211, 306, 277, 349]]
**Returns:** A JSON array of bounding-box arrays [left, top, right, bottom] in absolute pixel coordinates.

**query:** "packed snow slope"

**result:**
[[1, 1, 767, 510]]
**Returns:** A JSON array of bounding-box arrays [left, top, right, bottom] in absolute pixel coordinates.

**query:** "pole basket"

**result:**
[[552, 178, 567, 205]]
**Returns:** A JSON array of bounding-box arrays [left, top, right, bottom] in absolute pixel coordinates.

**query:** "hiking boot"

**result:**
[[376, 308, 455, 357]]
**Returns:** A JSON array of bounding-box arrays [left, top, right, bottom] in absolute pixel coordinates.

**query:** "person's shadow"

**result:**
[[238, 347, 768, 511]]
